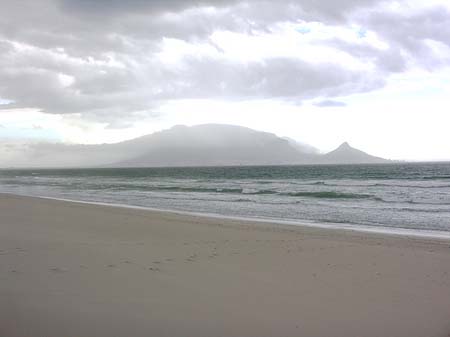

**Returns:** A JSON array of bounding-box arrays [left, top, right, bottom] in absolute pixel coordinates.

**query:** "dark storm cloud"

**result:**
[[60, 0, 235, 14], [59, 0, 380, 21], [0, 0, 449, 126], [1, 0, 384, 52]]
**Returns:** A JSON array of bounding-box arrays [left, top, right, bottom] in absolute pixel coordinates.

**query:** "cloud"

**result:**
[[314, 100, 347, 107], [0, 0, 449, 127], [364, 5, 450, 69], [160, 56, 385, 100]]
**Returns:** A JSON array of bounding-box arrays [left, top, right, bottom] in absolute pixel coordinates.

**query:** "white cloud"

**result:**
[[0, 0, 449, 161]]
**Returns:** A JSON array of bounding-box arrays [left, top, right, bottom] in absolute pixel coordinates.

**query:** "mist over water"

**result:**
[[1, 163, 449, 233]]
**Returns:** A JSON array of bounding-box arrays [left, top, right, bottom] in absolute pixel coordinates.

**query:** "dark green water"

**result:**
[[1, 163, 450, 234]]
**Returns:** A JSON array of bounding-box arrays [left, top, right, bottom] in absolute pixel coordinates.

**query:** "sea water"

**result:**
[[1, 163, 449, 234]]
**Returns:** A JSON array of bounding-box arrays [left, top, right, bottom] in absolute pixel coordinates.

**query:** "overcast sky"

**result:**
[[1, 0, 450, 161]]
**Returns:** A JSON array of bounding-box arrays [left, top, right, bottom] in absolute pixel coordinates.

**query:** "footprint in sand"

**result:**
[[106, 264, 117, 268], [148, 267, 160, 271], [50, 267, 67, 273]]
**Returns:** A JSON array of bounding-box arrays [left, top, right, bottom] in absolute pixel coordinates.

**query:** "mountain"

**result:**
[[321, 142, 388, 164], [282, 137, 320, 155], [0, 124, 389, 167], [114, 124, 318, 167], [113, 125, 388, 167]]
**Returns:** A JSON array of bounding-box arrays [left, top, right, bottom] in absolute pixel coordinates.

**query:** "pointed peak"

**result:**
[[338, 141, 352, 149]]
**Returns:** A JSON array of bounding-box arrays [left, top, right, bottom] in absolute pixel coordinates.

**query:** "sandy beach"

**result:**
[[1, 193, 449, 337]]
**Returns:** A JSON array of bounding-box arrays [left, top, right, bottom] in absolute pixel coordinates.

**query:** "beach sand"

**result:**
[[1, 193, 450, 337]]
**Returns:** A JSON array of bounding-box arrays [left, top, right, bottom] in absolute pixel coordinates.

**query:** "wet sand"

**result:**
[[1, 193, 450, 337]]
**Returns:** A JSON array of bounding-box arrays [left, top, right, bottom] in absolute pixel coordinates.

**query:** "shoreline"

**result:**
[[1, 193, 450, 337], [2, 191, 450, 241]]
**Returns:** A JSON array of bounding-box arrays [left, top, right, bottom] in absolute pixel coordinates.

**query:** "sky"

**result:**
[[1, 0, 450, 162]]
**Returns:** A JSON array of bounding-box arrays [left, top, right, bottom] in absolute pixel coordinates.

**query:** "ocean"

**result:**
[[1, 163, 450, 236]]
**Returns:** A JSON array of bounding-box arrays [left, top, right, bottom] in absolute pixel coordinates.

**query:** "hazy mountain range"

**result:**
[[1, 124, 389, 168]]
